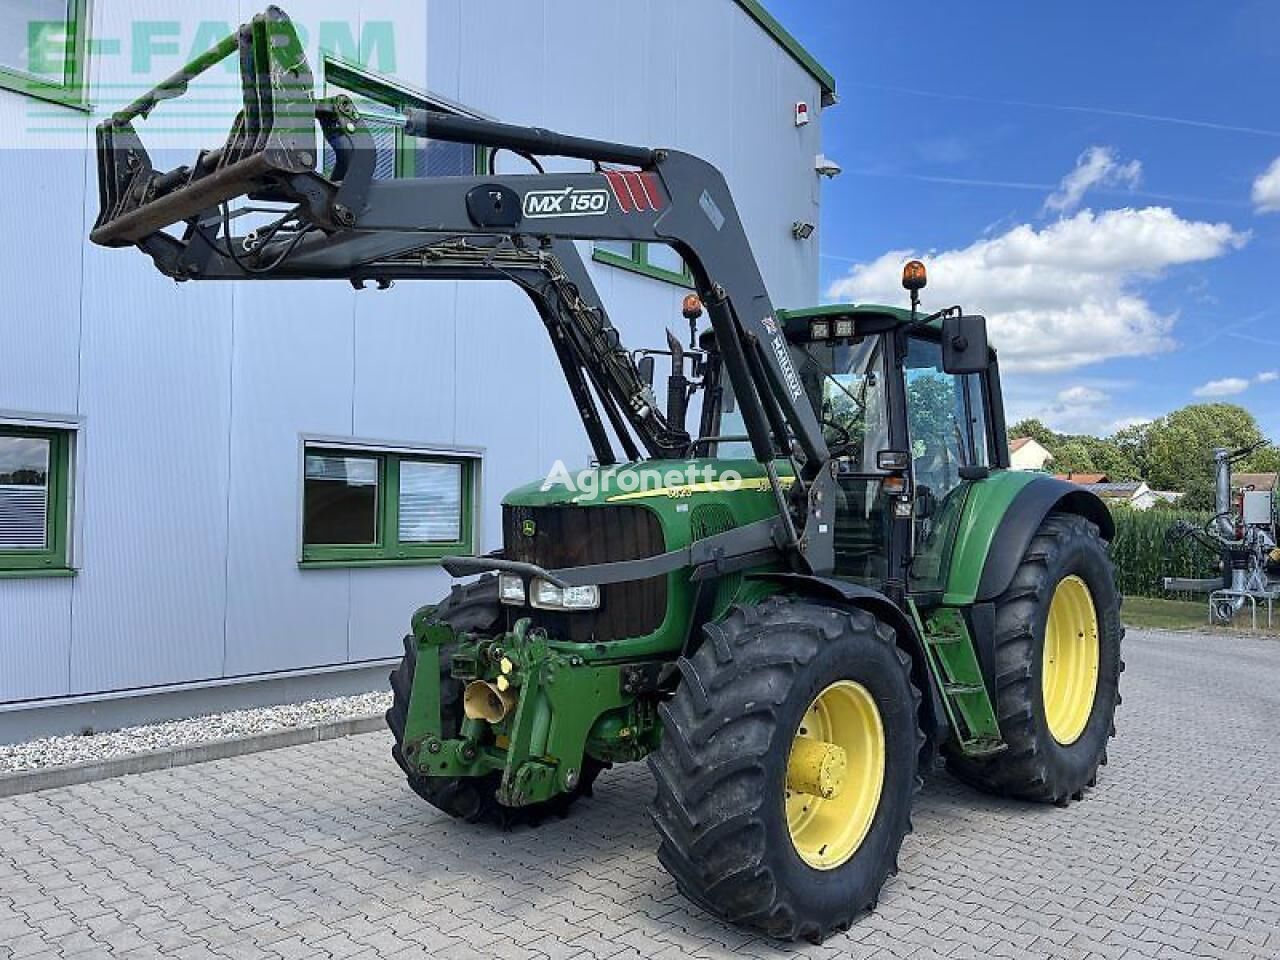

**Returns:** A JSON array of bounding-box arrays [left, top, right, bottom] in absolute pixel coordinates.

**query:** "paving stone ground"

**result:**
[[1, 627, 1277, 960]]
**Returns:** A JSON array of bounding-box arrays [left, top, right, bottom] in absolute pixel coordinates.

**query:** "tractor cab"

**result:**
[[708, 294, 1007, 600]]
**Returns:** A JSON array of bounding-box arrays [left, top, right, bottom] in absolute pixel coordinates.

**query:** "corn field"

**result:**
[[1109, 508, 1220, 599]]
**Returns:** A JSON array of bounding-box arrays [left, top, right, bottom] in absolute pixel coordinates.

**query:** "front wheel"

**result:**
[[649, 597, 921, 943]]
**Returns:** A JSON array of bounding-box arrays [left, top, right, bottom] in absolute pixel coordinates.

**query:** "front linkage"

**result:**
[[401, 614, 658, 808]]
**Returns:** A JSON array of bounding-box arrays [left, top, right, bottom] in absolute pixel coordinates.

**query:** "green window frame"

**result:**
[[0, 0, 90, 109], [300, 445, 478, 568], [592, 242, 694, 288], [0, 425, 73, 577], [323, 58, 489, 180]]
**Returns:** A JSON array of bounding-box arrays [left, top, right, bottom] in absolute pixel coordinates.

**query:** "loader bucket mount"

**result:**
[[91, 6, 373, 250]]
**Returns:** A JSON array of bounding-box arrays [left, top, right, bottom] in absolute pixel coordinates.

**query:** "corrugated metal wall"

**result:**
[[0, 0, 826, 705]]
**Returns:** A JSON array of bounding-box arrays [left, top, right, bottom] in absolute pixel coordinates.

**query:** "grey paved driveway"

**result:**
[[2, 627, 1278, 960]]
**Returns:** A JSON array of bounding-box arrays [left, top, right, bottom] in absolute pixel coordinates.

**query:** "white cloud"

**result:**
[[1019, 385, 1151, 436], [1253, 157, 1280, 214], [1193, 377, 1250, 397], [1111, 416, 1153, 432], [1044, 146, 1142, 216], [1184, 370, 1278, 398], [827, 207, 1248, 373], [1004, 376, 1153, 436], [1056, 385, 1108, 407], [1033, 386, 1113, 434]]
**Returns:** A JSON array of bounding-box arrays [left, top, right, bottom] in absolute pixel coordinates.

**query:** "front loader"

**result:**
[[90, 8, 1124, 942]]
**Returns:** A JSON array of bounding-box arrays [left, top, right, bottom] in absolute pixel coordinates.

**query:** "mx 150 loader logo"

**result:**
[[522, 187, 611, 218]]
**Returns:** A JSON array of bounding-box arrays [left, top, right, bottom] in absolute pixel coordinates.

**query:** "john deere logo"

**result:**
[[521, 519, 537, 537]]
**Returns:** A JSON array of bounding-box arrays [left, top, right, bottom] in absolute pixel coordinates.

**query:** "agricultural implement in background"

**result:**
[[1164, 443, 1280, 626], [90, 8, 1124, 942]]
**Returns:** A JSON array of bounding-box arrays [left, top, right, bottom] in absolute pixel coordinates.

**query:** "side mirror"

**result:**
[[941, 314, 989, 374], [876, 450, 911, 472], [638, 355, 655, 386]]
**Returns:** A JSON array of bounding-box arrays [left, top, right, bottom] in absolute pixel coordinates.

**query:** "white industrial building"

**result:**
[[0, 0, 835, 737]]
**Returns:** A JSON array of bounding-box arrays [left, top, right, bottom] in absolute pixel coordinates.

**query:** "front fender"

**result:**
[[942, 472, 1114, 606]]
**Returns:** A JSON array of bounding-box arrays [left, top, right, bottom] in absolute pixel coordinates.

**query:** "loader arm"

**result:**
[[88, 5, 835, 574]]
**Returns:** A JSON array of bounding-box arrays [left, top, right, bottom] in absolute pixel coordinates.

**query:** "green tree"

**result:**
[[1243, 444, 1280, 475], [1052, 439, 1096, 474], [1080, 436, 1140, 480], [1178, 479, 1217, 512], [1144, 404, 1264, 492], [1007, 418, 1058, 447], [1112, 421, 1153, 479]]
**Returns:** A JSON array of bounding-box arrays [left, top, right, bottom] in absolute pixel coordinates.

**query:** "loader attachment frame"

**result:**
[[90, 5, 836, 575]]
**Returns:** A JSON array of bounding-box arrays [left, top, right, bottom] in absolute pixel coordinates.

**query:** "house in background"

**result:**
[[1055, 472, 1109, 485], [1233, 472, 1279, 495], [1055, 472, 1183, 511], [1009, 436, 1054, 471], [1083, 481, 1160, 511]]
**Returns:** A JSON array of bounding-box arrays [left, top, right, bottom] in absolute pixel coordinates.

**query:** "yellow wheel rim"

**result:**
[[785, 680, 885, 871], [1042, 575, 1100, 745]]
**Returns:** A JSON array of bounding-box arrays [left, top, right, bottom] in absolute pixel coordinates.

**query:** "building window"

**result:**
[[323, 59, 488, 181], [0, 0, 89, 108], [593, 241, 693, 288], [301, 445, 477, 566], [0, 425, 72, 575]]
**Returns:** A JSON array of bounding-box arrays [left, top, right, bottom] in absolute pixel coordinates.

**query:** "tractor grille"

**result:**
[[689, 503, 742, 618], [502, 504, 667, 643]]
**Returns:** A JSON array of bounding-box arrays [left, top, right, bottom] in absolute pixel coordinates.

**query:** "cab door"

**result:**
[[901, 332, 992, 595]]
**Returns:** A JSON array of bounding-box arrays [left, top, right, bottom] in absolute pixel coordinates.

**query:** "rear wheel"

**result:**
[[649, 596, 921, 942], [386, 576, 602, 826], [947, 513, 1123, 802]]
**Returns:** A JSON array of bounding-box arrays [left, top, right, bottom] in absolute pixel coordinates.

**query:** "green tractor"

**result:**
[[90, 8, 1123, 942]]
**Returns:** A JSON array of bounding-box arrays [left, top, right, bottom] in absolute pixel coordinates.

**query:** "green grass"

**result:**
[[1122, 595, 1280, 634]]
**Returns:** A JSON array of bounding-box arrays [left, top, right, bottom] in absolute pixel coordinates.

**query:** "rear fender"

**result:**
[[944, 473, 1114, 606]]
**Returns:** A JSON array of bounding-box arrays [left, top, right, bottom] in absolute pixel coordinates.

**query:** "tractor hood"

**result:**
[[504, 458, 791, 509]]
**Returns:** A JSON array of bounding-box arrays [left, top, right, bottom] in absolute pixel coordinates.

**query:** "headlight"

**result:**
[[498, 574, 526, 605], [530, 578, 600, 611]]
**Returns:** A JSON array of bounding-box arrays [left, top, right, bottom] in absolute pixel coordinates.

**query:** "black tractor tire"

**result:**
[[386, 576, 603, 826], [946, 512, 1124, 803], [649, 596, 921, 943]]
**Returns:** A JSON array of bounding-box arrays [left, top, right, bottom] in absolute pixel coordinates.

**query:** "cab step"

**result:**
[[907, 601, 1007, 757]]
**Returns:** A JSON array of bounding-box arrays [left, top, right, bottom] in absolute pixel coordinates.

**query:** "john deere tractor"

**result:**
[[91, 8, 1123, 942]]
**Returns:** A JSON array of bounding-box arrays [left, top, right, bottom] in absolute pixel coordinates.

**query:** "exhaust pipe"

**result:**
[[463, 681, 517, 723]]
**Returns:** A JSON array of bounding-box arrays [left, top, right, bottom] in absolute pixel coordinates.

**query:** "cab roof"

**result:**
[[776, 303, 944, 333]]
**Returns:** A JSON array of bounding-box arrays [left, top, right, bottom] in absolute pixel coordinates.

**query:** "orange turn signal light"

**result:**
[[682, 294, 704, 320], [902, 260, 927, 291]]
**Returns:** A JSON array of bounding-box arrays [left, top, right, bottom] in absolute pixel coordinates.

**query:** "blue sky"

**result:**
[[778, 1, 1280, 437]]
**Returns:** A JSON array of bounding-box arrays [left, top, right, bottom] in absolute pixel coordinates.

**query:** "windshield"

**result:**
[[712, 337, 887, 469], [801, 337, 888, 473]]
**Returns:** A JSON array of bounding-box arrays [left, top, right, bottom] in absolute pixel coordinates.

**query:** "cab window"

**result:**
[[904, 336, 988, 500], [905, 334, 989, 593], [794, 336, 893, 585]]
